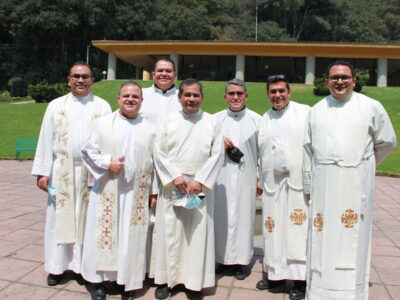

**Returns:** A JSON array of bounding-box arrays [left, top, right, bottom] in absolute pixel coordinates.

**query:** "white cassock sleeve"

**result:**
[[193, 121, 224, 189], [32, 104, 55, 177], [302, 116, 313, 195], [372, 102, 397, 165], [80, 121, 112, 180], [154, 126, 182, 186]]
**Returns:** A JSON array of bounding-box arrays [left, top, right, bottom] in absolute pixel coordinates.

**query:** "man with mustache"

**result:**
[[32, 62, 111, 287], [152, 78, 224, 300]]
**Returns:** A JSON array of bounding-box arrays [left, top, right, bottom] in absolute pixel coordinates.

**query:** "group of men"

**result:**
[[32, 58, 396, 300]]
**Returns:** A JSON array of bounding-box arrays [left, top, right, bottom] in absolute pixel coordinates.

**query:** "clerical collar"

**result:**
[[271, 101, 289, 115], [228, 106, 246, 118], [181, 109, 203, 119], [71, 92, 93, 103], [153, 84, 176, 95], [118, 110, 139, 122], [330, 91, 353, 104]]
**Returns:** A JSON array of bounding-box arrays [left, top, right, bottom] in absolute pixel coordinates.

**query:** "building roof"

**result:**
[[92, 40, 400, 59]]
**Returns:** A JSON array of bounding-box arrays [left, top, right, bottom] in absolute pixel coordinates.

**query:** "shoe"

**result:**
[[92, 283, 106, 300], [256, 279, 269, 290], [186, 289, 203, 300], [289, 280, 306, 300], [215, 263, 226, 274], [74, 273, 85, 285], [47, 273, 63, 286], [289, 289, 305, 300], [121, 289, 135, 299], [268, 280, 286, 293], [233, 265, 247, 280], [155, 284, 170, 299], [116, 283, 135, 299]]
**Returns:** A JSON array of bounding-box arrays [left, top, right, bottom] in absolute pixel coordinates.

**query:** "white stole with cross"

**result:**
[[53, 93, 103, 244]]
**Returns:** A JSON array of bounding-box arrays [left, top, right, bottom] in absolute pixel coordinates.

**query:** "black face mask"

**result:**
[[226, 146, 244, 163]]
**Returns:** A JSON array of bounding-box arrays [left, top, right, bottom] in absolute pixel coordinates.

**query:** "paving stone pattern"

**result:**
[[0, 160, 398, 299]]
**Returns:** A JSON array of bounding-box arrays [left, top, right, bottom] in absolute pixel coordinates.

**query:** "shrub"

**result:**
[[313, 69, 371, 96], [8, 77, 27, 97], [28, 82, 69, 103], [313, 76, 329, 96], [354, 69, 370, 93]]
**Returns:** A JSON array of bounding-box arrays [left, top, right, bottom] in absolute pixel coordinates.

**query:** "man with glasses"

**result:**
[[257, 74, 310, 300], [213, 78, 262, 280], [303, 60, 396, 299], [32, 62, 111, 287]]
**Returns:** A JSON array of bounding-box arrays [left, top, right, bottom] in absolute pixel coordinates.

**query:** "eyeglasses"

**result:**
[[70, 74, 92, 80], [328, 75, 353, 82], [267, 74, 287, 83], [227, 91, 245, 97]]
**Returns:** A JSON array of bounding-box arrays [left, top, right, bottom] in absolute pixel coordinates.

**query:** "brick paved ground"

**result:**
[[0, 160, 399, 299]]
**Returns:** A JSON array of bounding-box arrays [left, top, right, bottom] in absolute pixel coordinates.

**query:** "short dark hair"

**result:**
[[266, 74, 290, 92], [178, 78, 203, 96], [225, 78, 247, 93], [69, 61, 93, 76], [119, 81, 142, 97], [153, 57, 176, 72], [326, 60, 355, 77]]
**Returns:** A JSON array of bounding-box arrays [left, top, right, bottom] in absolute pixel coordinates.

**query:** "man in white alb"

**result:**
[[140, 57, 181, 277], [153, 78, 224, 300], [32, 62, 111, 287], [214, 78, 262, 280], [141, 57, 181, 128], [80, 81, 158, 300], [257, 75, 310, 300], [303, 61, 397, 300]]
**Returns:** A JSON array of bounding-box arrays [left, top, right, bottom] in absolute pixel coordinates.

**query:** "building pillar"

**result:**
[[235, 54, 245, 80], [305, 55, 315, 84], [170, 53, 179, 73], [142, 70, 150, 80], [135, 67, 141, 79], [377, 57, 388, 87], [107, 53, 117, 80]]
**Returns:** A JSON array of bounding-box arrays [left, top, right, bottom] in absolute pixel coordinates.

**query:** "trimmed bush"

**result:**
[[28, 82, 69, 103], [8, 77, 27, 97], [313, 76, 329, 96], [313, 69, 371, 96]]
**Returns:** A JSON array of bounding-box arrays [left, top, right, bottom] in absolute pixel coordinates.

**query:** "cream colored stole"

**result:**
[[95, 112, 154, 278], [310, 93, 372, 272], [259, 104, 308, 269], [53, 93, 103, 244]]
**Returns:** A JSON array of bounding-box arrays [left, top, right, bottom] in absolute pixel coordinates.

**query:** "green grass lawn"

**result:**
[[1, 80, 399, 175]]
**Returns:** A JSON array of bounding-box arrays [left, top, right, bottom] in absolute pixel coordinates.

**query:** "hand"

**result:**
[[109, 156, 124, 175], [187, 180, 203, 195], [224, 137, 234, 150], [37, 175, 49, 192], [173, 176, 187, 194], [149, 194, 157, 208], [305, 194, 311, 201], [256, 182, 263, 197]]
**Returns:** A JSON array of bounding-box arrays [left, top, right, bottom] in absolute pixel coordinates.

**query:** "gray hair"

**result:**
[[225, 78, 247, 94]]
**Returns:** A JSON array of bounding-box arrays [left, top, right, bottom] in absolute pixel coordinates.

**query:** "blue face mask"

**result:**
[[48, 185, 56, 196], [185, 193, 205, 209]]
